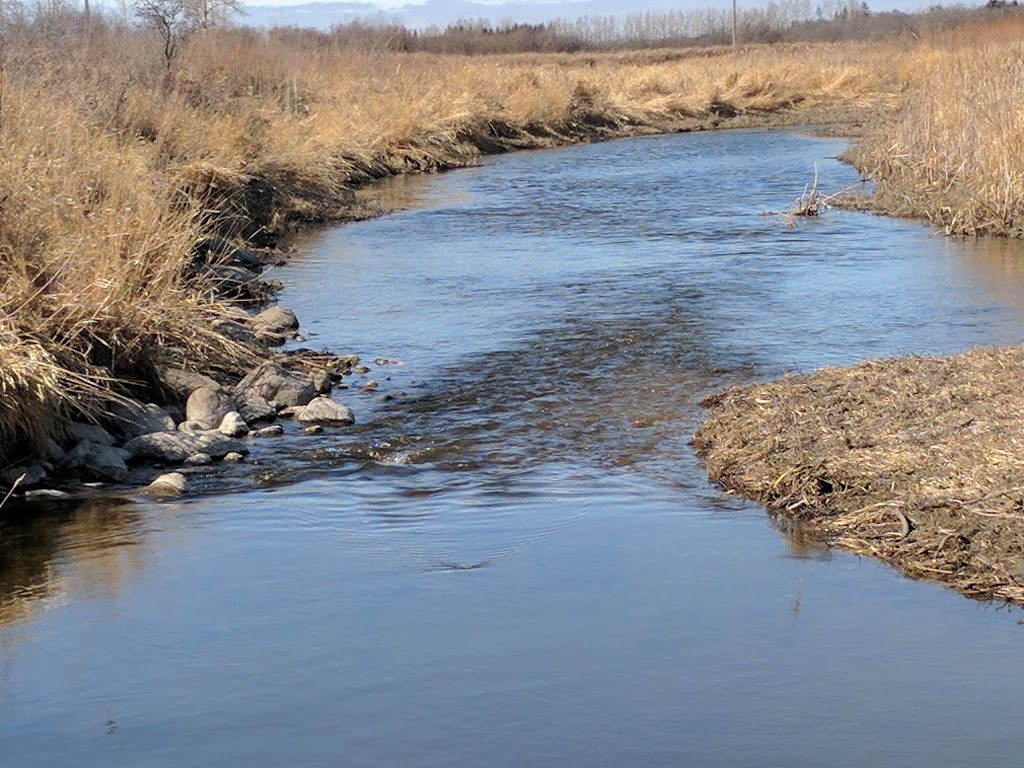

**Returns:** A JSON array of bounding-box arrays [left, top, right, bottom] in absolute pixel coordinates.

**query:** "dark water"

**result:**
[[5, 130, 1024, 766]]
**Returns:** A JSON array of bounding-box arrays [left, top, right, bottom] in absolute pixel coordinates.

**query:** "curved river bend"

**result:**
[[4, 130, 1024, 766]]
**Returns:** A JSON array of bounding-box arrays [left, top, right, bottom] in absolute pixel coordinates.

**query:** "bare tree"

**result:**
[[134, 0, 193, 70], [184, 0, 243, 29]]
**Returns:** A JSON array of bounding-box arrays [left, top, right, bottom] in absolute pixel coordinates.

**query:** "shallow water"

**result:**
[[5, 130, 1024, 766]]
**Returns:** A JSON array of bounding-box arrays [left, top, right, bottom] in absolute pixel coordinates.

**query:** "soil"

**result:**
[[692, 347, 1024, 605]]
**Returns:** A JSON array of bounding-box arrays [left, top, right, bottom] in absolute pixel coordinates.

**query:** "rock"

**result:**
[[296, 396, 356, 425], [233, 361, 315, 409], [66, 421, 115, 447], [158, 367, 222, 399], [184, 453, 212, 466], [145, 472, 188, 495], [310, 368, 332, 394], [212, 264, 261, 296], [195, 433, 249, 459], [223, 452, 244, 462], [178, 419, 207, 433], [43, 437, 65, 464], [1, 463, 48, 488], [218, 411, 249, 437], [249, 306, 299, 336], [110, 398, 176, 440], [303, 425, 324, 435], [234, 388, 278, 424], [254, 330, 288, 347], [25, 488, 70, 501], [61, 442, 129, 483], [124, 431, 247, 462], [212, 318, 255, 344], [363, 380, 378, 392], [254, 425, 284, 437], [186, 387, 239, 430], [354, 365, 370, 374]]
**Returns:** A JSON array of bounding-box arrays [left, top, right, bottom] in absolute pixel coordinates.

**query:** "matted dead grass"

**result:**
[[693, 347, 1024, 605]]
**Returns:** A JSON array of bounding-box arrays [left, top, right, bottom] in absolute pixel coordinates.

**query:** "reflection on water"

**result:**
[[5, 130, 1024, 767]]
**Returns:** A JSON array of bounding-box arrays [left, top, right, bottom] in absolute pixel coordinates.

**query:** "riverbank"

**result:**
[[693, 347, 1024, 605]]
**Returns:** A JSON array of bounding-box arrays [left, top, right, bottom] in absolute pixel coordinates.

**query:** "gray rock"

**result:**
[[124, 431, 248, 462], [66, 421, 115, 447], [110, 399, 176, 440], [212, 318, 255, 344], [158, 367, 222, 398], [233, 362, 315, 409], [254, 425, 284, 437], [303, 425, 324, 435], [145, 472, 188, 495], [218, 411, 249, 437], [186, 387, 239, 430], [296, 396, 356, 425], [178, 419, 207, 433], [249, 306, 299, 336], [362, 380, 378, 392], [43, 437, 65, 464], [184, 453, 212, 466], [62, 442, 129, 483], [223, 452, 244, 462], [1, 463, 47, 488], [310, 368, 332, 394], [254, 330, 288, 347], [25, 488, 70, 501], [233, 388, 278, 424]]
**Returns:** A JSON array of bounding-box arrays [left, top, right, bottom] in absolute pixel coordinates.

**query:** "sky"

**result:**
[[239, 0, 931, 30]]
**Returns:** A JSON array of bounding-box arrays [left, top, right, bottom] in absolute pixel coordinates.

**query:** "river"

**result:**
[[3, 130, 1024, 766]]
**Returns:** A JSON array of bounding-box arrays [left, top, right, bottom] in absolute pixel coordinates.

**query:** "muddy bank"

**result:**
[[693, 346, 1024, 605]]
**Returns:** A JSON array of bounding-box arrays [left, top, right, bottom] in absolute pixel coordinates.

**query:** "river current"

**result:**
[[4, 130, 1024, 766]]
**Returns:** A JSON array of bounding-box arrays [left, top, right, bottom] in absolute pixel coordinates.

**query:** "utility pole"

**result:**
[[732, 0, 737, 46]]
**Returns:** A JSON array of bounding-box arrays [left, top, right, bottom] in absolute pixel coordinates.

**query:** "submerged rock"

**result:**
[[123, 431, 247, 462], [254, 425, 284, 437], [296, 396, 355, 425], [223, 452, 245, 462], [145, 472, 189, 495]]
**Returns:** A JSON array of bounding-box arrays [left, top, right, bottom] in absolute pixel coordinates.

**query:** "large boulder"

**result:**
[[123, 431, 248, 462], [233, 388, 278, 424], [249, 306, 299, 336], [1, 463, 48, 488], [233, 361, 315, 411], [157, 367, 222, 399], [296, 396, 355, 425], [186, 387, 239, 430], [65, 421, 115, 447], [109, 399, 176, 440], [62, 441, 130, 483]]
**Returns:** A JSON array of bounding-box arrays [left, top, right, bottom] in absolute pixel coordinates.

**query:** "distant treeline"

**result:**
[[268, 2, 1024, 54]]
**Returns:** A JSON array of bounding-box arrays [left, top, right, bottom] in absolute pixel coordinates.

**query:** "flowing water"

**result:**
[[5, 130, 1024, 766]]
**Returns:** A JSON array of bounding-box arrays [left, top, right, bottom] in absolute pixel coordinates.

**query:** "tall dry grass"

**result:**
[[0, 10, 1014, 463], [848, 16, 1024, 236]]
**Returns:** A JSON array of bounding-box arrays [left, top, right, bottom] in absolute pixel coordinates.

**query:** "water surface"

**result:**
[[4, 130, 1024, 766]]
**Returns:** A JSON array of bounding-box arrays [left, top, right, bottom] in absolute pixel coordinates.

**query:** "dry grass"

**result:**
[[694, 348, 1024, 605], [847, 17, 1024, 236]]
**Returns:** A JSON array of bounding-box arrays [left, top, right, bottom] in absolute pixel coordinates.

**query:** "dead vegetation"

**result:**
[[693, 347, 1024, 605]]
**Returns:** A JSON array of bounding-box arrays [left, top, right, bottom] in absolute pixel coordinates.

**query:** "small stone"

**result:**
[[255, 425, 284, 437], [184, 453, 212, 466], [303, 425, 324, 435], [217, 411, 249, 437], [362, 380, 378, 392], [354, 365, 370, 374], [374, 358, 390, 366], [296, 396, 355, 425], [145, 472, 188, 495], [223, 452, 244, 462], [178, 419, 207, 433]]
